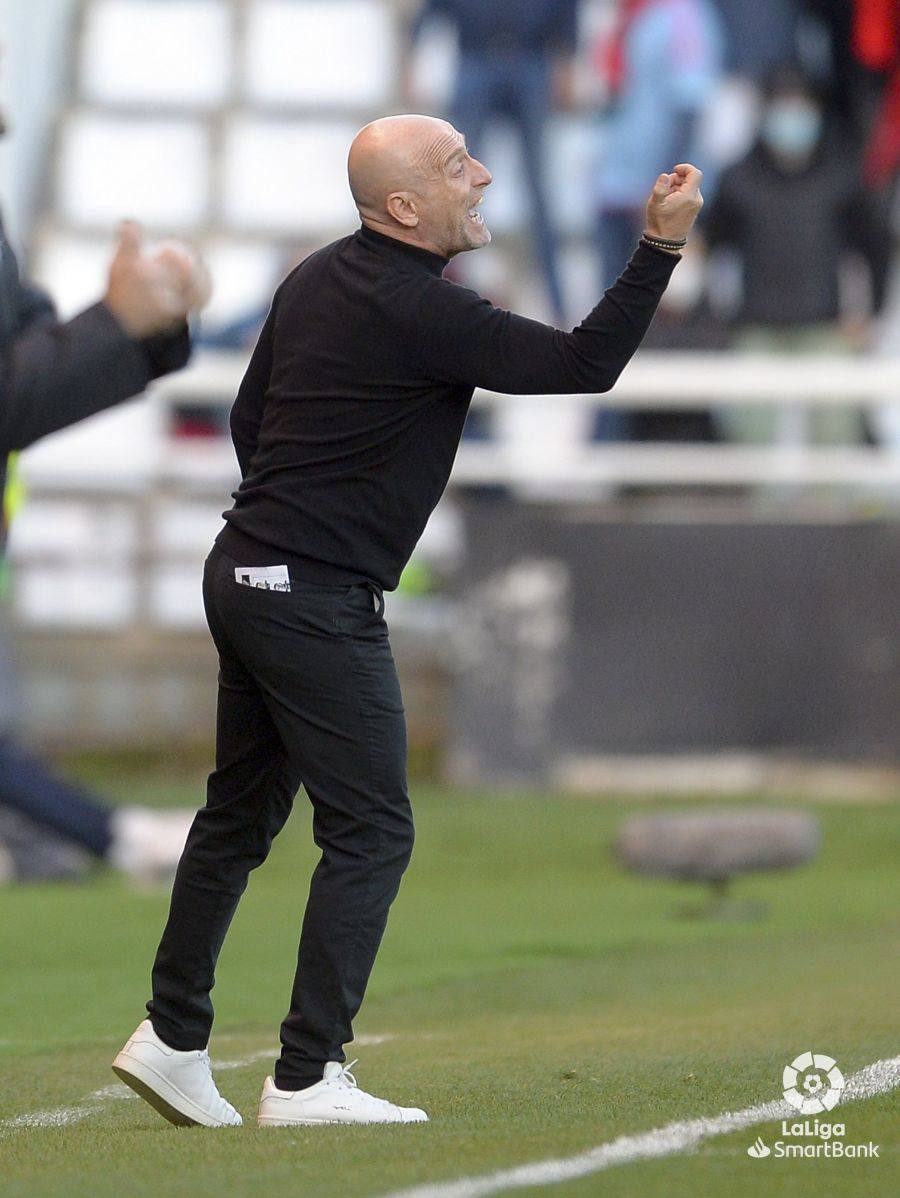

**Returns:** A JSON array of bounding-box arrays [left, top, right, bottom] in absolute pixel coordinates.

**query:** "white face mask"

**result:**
[[761, 99, 823, 158]]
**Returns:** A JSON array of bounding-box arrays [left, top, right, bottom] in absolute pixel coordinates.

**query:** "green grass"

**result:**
[[0, 771, 897, 1198]]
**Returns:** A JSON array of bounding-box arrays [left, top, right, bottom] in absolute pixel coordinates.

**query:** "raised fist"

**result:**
[[644, 164, 704, 243], [104, 221, 211, 339]]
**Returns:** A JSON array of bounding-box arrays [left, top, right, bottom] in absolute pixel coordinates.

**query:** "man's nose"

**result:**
[[472, 157, 492, 188]]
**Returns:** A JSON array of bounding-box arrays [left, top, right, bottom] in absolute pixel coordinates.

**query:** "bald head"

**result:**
[[348, 115, 460, 216], [347, 114, 492, 258]]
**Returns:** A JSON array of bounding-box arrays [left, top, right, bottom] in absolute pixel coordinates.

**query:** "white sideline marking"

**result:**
[[0, 1082, 138, 1131], [0, 1033, 396, 1132], [381, 1056, 900, 1198]]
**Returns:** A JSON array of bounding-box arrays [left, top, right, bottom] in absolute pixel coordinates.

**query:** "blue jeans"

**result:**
[[0, 613, 113, 857], [453, 51, 564, 322], [0, 737, 113, 857]]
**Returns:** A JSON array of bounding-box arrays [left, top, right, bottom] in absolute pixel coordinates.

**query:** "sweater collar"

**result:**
[[357, 224, 449, 277]]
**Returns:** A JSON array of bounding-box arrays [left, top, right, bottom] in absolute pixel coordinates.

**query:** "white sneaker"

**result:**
[[257, 1060, 428, 1126], [108, 807, 195, 882], [112, 1019, 242, 1127]]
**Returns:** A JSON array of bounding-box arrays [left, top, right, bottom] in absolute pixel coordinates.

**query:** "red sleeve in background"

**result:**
[[864, 68, 900, 187], [598, 0, 654, 95], [854, 1, 900, 187], [852, 0, 899, 71]]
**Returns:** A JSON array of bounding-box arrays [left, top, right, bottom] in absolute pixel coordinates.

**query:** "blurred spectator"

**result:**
[[0, 684, 194, 884], [803, 0, 894, 139], [408, 0, 578, 322], [592, 0, 725, 441], [707, 2, 900, 186], [704, 1, 802, 175], [704, 66, 892, 446], [0, 193, 206, 879], [713, 0, 801, 83]]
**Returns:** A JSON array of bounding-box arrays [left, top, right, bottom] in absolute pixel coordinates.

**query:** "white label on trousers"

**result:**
[[234, 565, 291, 592]]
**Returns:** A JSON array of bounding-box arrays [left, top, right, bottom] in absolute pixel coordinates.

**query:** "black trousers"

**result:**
[[147, 545, 413, 1090]]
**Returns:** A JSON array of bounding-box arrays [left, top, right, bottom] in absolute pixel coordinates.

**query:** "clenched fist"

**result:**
[[104, 221, 211, 339], [644, 164, 704, 243]]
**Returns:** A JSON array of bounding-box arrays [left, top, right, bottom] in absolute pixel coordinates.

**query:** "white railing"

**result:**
[[17, 350, 900, 492], [9, 349, 900, 634], [151, 350, 900, 407]]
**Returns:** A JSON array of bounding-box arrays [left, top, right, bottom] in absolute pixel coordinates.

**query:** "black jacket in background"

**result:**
[[704, 142, 891, 328], [0, 217, 191, 552], [0, 226, 191, 456], [220, 226, 677, 590]]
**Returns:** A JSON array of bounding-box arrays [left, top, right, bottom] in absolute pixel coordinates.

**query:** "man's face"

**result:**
[[414, 126, 492, 257]]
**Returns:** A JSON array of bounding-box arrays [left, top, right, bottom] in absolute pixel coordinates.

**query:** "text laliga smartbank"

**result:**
[[773, 1119, 879, 1158], [747, 1052, 882, 1160]]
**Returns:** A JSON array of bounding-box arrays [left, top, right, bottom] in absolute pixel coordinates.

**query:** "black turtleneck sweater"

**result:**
[[218, 226, 677, 590]]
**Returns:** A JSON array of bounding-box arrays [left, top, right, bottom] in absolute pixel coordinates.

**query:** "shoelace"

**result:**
[[197, 1048, 215, 1083], [328, 1059, 398, 1114], [196, 1048, 235, 1114], [334, 1059, 359, 1090]]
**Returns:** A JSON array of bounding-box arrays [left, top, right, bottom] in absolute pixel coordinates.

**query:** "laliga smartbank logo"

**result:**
[[747, 1052, 880, 1160], [783, 1050, 845, 1113]]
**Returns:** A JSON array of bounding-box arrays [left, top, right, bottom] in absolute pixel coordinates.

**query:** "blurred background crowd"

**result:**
[[0, 0, 898, 883], [5, 2, 900, 425]]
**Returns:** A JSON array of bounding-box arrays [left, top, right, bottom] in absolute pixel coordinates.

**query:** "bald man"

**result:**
[[114, 116, 702, 1130]]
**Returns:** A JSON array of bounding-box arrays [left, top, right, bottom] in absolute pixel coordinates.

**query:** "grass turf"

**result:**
[[0, 769, 897, 1197]]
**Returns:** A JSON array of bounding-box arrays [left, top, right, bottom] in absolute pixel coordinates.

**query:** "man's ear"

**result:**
[[386, 192, 420, 228]]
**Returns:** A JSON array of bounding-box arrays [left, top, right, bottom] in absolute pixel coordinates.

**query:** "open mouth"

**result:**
[[467, 196, 485, 226]]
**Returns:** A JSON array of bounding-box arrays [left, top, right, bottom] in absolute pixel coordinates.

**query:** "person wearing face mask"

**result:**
[[704, 65, 891, 447]]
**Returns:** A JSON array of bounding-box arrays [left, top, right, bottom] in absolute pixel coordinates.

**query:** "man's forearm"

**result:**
[[427, 240, 679, 396], [0, 302, 187, 454], [533, 241, 680, 394], [570, 241, 681, 388]]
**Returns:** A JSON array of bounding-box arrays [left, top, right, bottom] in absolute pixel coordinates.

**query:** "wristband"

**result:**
[[641, 232, 687, 252]]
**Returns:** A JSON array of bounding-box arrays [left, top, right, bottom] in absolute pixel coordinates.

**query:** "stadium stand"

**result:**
[[8, 0, 900, 753]]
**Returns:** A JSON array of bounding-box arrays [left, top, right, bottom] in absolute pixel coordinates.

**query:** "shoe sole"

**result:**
[[112, 1052, 240, 1129], [258, 1113, 428, 1128]]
